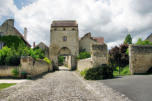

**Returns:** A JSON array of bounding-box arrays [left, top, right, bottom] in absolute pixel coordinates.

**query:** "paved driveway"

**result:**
[[101, 75, 152, 101]]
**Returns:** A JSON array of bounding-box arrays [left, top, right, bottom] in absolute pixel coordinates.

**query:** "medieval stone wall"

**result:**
[[0, 66, 18, 77], [129, 45, 152, 74], [20, 56, 53, 77], [91, 44, 108, 67], [77, 58, 93, 72], [77, 44, 108, 71]]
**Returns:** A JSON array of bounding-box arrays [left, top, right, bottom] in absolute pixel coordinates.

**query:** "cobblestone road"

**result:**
[[0, 69, 101, 101]]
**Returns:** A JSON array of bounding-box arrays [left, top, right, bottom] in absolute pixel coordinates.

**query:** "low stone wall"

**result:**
[[20, 56, 53, 77], [129, 45, 152, 74], [77, 58, 93, 72], [0, 66, 18, 77]]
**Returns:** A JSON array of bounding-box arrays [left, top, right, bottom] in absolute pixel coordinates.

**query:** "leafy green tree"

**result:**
[[136, 38, 152, 45], [124, 34, 132, 44]]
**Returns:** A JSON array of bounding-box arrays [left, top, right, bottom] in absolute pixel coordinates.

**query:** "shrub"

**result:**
[[12, 68, 19, 77], [84, 64, 113, 80], [43, 57, 51, 64], [77, 52, 91, 59], [21, 71, 27, 79], [80, 68, 88, 77], [58, 56, 64, 65], [147, 67, 152, 74]]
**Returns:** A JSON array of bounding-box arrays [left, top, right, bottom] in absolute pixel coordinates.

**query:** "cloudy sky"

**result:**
[[0, 0, 152, 48]]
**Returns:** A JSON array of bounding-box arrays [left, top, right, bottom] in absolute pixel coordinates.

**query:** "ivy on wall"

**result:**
[[0, 35, 26, 49]]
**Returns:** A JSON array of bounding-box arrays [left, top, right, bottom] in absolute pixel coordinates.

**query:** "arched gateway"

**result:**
[[49, 20, 79, 70]]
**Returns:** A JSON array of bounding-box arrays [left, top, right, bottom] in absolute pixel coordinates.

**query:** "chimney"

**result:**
[[33, 42, 36, 48], [24, 27, 27, 40]]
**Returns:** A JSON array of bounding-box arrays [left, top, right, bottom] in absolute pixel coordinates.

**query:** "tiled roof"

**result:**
[[51, 20, 78, 27], [93, 37, 104, 44], [80, 32, 104, 44]]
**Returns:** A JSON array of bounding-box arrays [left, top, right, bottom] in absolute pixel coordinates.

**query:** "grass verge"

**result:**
[[113, 65, 131, 76], [0, 83, 16, 90]]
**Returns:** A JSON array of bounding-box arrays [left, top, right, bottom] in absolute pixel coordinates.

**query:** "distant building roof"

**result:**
[[146, 33, 152, 40], [93, 37, 104, 44], [35, 42, 49, 48], [80, 32, 104, 44], [0, 19, 31, 47], [51, 20, 78, 27]]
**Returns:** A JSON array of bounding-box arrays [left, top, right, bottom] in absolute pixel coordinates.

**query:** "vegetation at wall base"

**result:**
[[77, 51, 91, 59], [12, 68, 19, 77], [81, 64, 113, 80], [113, 65, 131, 76], [0, 83, 16, 90]]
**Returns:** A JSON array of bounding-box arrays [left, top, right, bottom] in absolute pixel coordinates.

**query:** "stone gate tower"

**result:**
[[49, 20, 79, 70]]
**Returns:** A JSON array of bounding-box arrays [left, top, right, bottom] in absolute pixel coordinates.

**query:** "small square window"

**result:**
[[63, 36, 67, 41], [63, 28, 66, 30]]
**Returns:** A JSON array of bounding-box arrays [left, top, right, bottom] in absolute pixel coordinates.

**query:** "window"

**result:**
[[72, 28, 75, 30], [63, 28, 66, 30], [63, 36, 67, 41]]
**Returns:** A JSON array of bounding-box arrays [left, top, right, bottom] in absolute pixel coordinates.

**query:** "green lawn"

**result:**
[[113, 65, 131, 76], [0, 83, 16, 90]]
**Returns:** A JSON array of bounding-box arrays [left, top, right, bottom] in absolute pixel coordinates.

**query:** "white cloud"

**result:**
[[1, 0, 152, 49], [0, 0, 17, 19]]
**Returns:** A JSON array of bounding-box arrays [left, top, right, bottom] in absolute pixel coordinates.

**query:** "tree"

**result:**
[[109, 44, 129, 74], [136, 38, 152, 45], [124, 34, 132, 44]]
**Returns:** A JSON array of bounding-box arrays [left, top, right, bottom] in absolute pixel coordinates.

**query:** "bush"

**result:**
[[77, 52, 91, 59], [21, 71, 27, 79], [12, 68, 19, 77], [84, 64, 113, 80], [43, 57, 51, 64], [58, 56, 64, 66]]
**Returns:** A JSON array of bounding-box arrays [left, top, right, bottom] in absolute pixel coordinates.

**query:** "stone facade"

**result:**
[[129, 45, 152, 74], [20, 56, 53, 77], [91, 44, 108, 67], [0, 19, 31, 47], [35, 42, 49, 58], [49, 20, 79, 70], [79, 32, 104, 52]]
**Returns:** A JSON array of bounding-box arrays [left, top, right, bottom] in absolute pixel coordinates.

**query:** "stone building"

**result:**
[[79, 32, 104, 52], [145, 33, 152, 42], [35, 42, 49, 58], [49, 20, 79, 70], [0, 19, 31, 48]]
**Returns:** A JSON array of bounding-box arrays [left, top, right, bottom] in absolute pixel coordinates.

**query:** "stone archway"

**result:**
[[58, 47, 71, 68], [49, 20, 79, 70]]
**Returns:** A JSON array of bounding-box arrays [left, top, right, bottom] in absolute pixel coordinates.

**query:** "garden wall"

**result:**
[[77, 58, 93, 71], [129, 45, 152, 74], [77, 44, 108, 71], [0, 66, 18, 77], [20, 56, 53, 77]]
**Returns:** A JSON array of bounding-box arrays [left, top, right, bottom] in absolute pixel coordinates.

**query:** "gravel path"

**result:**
[[0, 70, 101, 101], [0, 67, 131, 101]]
